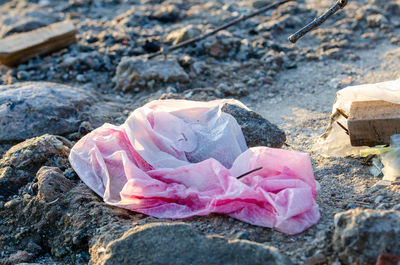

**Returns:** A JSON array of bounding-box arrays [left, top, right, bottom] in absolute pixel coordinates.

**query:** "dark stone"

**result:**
[[0, 82, 123, 141], [37, 166, 73, 202], [0, 82, 94, 141], [333, 209, 400, 265], [221, 103, 286, 148], [0, 135, 69, 199], [149, 5, 182, 22], [92, 222, 293, 265], [3, 20, 49, 37]]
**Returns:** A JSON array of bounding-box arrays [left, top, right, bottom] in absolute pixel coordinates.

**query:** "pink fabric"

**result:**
[[69, 99, 320, 234]]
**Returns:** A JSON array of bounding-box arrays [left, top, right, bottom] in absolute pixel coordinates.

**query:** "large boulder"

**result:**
[[333, 209, 400, 265], [0, 82, 123, 141], [221, 103, 286, 148], [0, 82, 94, 141], [91, 222, 293, 265]]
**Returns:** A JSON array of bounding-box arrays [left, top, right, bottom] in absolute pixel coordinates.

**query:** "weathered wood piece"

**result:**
[[348, 100, 400, 146], [0, 20, 77, 66]]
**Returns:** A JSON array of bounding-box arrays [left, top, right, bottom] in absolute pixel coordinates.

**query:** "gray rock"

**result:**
[[149, 4, 182, 23], [221, 103, 286, 148], [37, 166, 73, 202], [115, 58, 189, 92], [166, 25, 201, 45], [0, 2, 59, 38], [333, 209, 400, 265], [0, 82, 94, 141], [0, 134, 69, 200], [92, 222, 293, 265], [3, 20, 49, 37], [202, 31, 241, 59], [366, 14, 389, 28]]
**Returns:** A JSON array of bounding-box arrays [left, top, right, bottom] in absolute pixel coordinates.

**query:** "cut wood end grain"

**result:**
[[0, 20, 77, 66]]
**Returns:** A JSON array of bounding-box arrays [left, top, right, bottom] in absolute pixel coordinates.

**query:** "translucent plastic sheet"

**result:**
[[69, 99, 320, 234], [315, 79, 400, 157]]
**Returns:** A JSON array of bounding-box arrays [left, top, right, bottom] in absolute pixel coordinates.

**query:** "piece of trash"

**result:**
[[0, 20, 77, 66], [69, 99, 320, 235], [360, 134, 400, 182], [375, 253, 400, 265], [316, 79, 400, 157], [348, 100, 400, 147]]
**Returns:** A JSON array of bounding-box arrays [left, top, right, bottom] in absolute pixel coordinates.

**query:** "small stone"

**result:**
[[37, 166, 73, 202], [115, 58, 189, 92], [149, 5, 181, 22], [17, 71, 30, 80], [235, 231, 249, 240], [4, 251, 31, 264], [303, 252, 327, 265], [4, 198, 21, 208], [366, 14, 389, 28], [376, 203, 387, 210], [323, 48, 342, 59], [203, 31, 240, 59], [76, 74, 86, 83], [166, 25, 201, 45], [374, 195, 385, 204]]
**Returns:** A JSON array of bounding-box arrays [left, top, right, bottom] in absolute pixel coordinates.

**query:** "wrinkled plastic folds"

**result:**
[[315, 79, 400, 157], [69, 99, 320, 234]]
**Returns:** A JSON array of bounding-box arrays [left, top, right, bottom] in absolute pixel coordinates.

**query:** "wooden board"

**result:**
[[348, 100, 400, 146], [0, 20, 77, 66]]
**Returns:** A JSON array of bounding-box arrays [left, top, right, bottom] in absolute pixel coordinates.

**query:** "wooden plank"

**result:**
[[348, 100, 400, 146], [0, 20, 77, 66]]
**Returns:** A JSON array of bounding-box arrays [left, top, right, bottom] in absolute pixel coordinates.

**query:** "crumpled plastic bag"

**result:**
[[315, 79, 400, 157], [69, 99, 320, 235]]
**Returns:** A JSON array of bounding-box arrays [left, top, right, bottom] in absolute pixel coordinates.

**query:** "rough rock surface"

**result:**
[[333, 209, 400, 265], [37, 166, 73, 202], [0, 134, 69, 200], [0, 82, 94, 141], [115, 58, 189, 92], [166, 25, 201, 45], [0, 82, 124, 142], [221, 103, 286, 148], [92, 222, 293, 265]]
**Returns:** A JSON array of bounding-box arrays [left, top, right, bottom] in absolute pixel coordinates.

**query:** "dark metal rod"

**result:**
[[288, 0, 348, 43], [336, 121, 350, 135], [148, 0, 291, 59], [237, 167, 263, 179]]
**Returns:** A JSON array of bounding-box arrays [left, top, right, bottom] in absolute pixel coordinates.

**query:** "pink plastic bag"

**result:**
[[69, 99, 320, 234]]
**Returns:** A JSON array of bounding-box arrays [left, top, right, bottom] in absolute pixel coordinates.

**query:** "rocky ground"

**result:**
[[1, 0, 400, 264]]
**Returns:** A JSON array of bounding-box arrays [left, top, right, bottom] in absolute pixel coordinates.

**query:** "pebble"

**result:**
[[17, 71, 30, 80], [392, 204, 400, 210], [374, 195, 385, 204], [4, 198, 21, 209], [76, 74, 86, 82]]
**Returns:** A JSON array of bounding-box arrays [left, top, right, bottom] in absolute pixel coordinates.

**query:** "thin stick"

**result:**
[[337, 121, 349, 135], [288, 0, 348, 43], [237, 167, 263, 179], [336, 108, 349, 119], [148, 0, 291, 59]]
